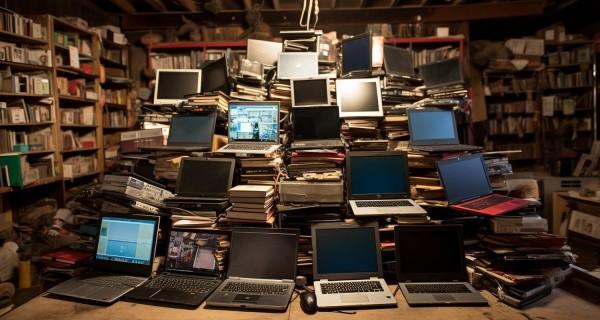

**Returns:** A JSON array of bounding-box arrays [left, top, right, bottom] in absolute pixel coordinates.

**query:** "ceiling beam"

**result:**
[[109, 0, 137, 14], [143, 0, 167, 12], [175, 0, 197, 12]]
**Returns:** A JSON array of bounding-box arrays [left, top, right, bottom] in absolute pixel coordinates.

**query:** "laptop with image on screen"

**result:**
[[154, 69, 202, 105], [312, 221, 397, 309], [407, 108, 481, 152], [47, 214, 159, 304], [336, 78, 383, 118], [290, 78, 330, 107], [383, 45, 416, 79], [142, 113, 217, 152], [125, 229, 229, 308], [277, 52, 319, 80], [291, 106, 343, 149], [217, 101, 281, 155], [437, 153, 530, 216], [346, 151, 426, 216], [205, 228, 299, 311], [395, 224, 488, 306]]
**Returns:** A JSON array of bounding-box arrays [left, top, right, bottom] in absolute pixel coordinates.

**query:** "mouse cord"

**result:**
[[334, 310, 357, 315], [393, 286, 400, 296], [288, 290, 300, 320]]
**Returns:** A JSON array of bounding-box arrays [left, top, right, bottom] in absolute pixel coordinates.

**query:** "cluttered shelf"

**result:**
[[0, 29, 48, 45], [149, 40, 248, 50]]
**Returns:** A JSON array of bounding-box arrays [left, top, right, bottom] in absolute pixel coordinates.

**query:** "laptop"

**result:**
[[407, 108, 481, 152], [336, 78, 383, 118], [312, 221, 397, 309], [141, 113, 216, 152], [247, 39, 282, 66], [341, 33, 372, 78], [290, 78, 330, 107], [47, 214, 159, 304], [163, 157, 235, 211], [201, 57, 230, 95], [346, 151, 427, 216], [125, 229, 229, 308], [420, 58, 464, 91], [154, 69, 202, 105], [205, 228, 298, 311], [291, 106, 343, 149], [437, 153, 530, 216], [395, 224, 488, 306], [216, 101, 281, 155], [383, 45, 416, 79], [277, 52, 319, 80]]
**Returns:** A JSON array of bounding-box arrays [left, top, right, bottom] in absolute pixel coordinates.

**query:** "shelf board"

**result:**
[[542, 86, 594, 92], [58, 95, 97, 104], [56, 66, 98, 79], [150, 40, 247, 50], [64, 170, 101, 181], [0, 60, 51, 71], [0, 176, 62, 194], [546, 63, 588, 69], [0, 30, 48, 45], [104, 102, 127, 109], [52, 17, 94, 36], [0, 92, 51, 99], [61, 147, 99, 154], [545, 40, 593, 47], [61, 124, 97, 128], [0, 121, 54, 127], [103, 127, 128, 130], [102, 39, 127, 49], [100, 57, 127, 69], [384, 36, 464, 45], [14, 149, 55, 156]]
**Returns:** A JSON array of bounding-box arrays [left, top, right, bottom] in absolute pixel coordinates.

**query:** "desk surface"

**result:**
[[2, 282, 599, 320]]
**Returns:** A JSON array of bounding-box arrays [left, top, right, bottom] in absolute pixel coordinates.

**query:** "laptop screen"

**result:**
[[154, 69, 201, 104], [420, 58, 463, 88], [277, 52, 319, 80], [176, 158, 234, 197], [96, 216, 157, 266], [291, 78, 329, 107], [228, 102, 279, 143], [293, 106, 340, 141], [201, 57, 230, 94], [227, 230, 298, 280], [247, 39, 282, 66], [168, 114, 215, 146], [437, 154, 492, 204], [384, 45, 414, 77], [336, 78, 383, 118], [408, 109, 459, 145], [166, 230, 230, 275], [394, 225, 466, 282], [348, 152, 409, 198], [341, 33, 371, 76]]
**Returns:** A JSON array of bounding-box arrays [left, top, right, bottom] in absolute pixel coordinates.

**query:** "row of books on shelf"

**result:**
[[61, 106, 95, 125], [103, 110, 126, 128], [102, 88, 128, 105], [488, 116, 538, 136], [542, 93, 592, 116], [487, 100, 537, 115], [0, 12, 46, 40], [545, 117, 593, 133], [150, 50, 245, 70], [101, 48, 127, 66], [54, 31, 92, 57], [0, 153, 55, 187], [0, 99, 54, 124], [57, 77, 96, 100], [0, 127, 53, 153], [63, 155, 96, 179], [411, 46, 459, 67], [62, 130, 96, 150], [0, 69, 50, 95], [547, 46, 592, 66], [0, 42, 51, 67], [487, 77, 536, 96], [541, 69, 592, 89]]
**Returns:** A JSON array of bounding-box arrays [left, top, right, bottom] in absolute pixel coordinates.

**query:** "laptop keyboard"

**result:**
[[145, 276, 219, 295], [320, 280, 383, 294], [461, 194, 509, 210], [405, 283, 470, 294], [79, 275, 143, 288], [222, 144, 271, 151], [355, 200, 413, 208], [417, 144, 477, 152], [222, 281, 290, 295]]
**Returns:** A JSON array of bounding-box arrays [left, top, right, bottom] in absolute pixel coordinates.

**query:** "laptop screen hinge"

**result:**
[[369, 277, 379, 280]]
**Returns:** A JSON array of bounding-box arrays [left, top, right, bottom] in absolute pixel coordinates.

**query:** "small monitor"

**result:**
[[201, 57, 230, 95], [166, 229, 230, 275], [408, 108, 459, 145], [291, 78, 330, 107], [336, 78, 383, 118], [247, 39, 283, 66], [341, 33, 372, 76], [95, 216, 158, 266], [228, 102, 279, 143], [277, 52, 319, 80], [383, 45, 414, 78], [292, 106, 340, 141], [437, 154, 492, 204], [167, 114, 216, 146], [347, 151, 410, 199], [420, 58, 464, 89], [176, 158, 235, 198], [154, 69, 202, 104]]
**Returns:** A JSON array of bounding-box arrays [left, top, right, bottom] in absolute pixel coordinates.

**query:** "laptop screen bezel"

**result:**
[[437, 153, 493, 204], [292, 106, 340, 141], [394, 224, 468, 282], [346, 151, 411, 200], [407, 108, 460, 146], [201, 57, 230, 95], [165, 228, 231, 276], [312, 221, 383, 281], [175, 157, 235, 198], [383, 45, 415, 78], [227, 101, 280, 144], [92, 213, 159, 277], [154, 69, 202, 105], [420, 57, 464, 89], [166, 113, 217, 147], [290, 78, 331, 107], [336, 78, 384, 118]]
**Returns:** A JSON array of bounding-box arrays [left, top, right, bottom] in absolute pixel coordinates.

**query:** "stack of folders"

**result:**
[[226, 185, 276, 224]]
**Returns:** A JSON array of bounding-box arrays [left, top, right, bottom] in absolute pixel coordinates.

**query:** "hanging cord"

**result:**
[[313, 0, 319, 29], [299, 0, 315, 30]]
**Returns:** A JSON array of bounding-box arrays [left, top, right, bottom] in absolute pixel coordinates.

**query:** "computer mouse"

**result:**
[[300, 291, 317, 315]]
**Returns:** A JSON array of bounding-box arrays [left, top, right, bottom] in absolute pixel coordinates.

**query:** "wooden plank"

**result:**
[[143, 0, 167, 11], [109, 0, 137, 14]]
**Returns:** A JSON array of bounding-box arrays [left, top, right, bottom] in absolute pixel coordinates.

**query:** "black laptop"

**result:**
[[125, 228, 230, 308], [383, 45, 416, 79], [407, 108, 481, 152], [420, 58, 464, 93], [291, 106, 343, 149], [141, 113, 216, 152]]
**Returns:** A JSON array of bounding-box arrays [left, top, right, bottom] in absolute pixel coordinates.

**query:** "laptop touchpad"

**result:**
[[341, 294, 369, 303], [234, 294, 260, 303]]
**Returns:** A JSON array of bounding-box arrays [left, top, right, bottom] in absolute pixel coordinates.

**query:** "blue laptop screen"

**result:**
[[437, 155, 492, 204], [169, 115, 214, 145], [229, 103, 279, 143], [166, 230, 230, 275], [315, 227, 378, 274], [409, 110, 457, 143], [96, 217, 156, 266], [350, 154, 409, 196]]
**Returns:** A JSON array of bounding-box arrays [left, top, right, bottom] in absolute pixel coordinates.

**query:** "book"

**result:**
[[41, 249, 93, 266], [229, 185, 274, 198]]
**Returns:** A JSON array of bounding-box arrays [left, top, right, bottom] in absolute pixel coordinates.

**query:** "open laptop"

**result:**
[[163, 157, 235, 211], [216, 101, 281, 155], [336, 78, 383, 118], [247, 39, 282, 66], [290, 78, 330, 107], [141, 113, 216, 152], [383, 45, 416, 79], [437, 153, 530, 216], [407, 108, 481, 152], [154, 69, 202, 105], [125, 229, 229, 308], [395, 224, 488, 306], [48, 214, 159, 304], [277, 52, 319, 80], [346, 151, 427, 216], [341, 33, 372, 78], [205, 228, 298, 311], [312, 221, 397, 309], [420, 58, 464, 91], [201, 57, 230, 95], [291, 106, 343, 149]]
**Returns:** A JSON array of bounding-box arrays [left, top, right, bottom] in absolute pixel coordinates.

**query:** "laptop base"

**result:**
[[399, 282, 488, 306], [291, 140, 343, 150], [125, 274, 221, 308], [205, 278, 295, 312], [315, 278, 397, 309], [410, 144, 482, 153], [140, 146, 211, 152], [349, 199, 427, 216]]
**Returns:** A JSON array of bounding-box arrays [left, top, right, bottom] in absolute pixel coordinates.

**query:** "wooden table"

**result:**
[[3, 281, 599, 320]]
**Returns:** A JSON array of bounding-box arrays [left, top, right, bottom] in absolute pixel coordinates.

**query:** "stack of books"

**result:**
[[231, 77, 267, 101], [37, 248, 93, 289], [269, 81, 292, 111], [238, 156, 283, 185], [186, 92, 229, 114], [225, 185, 276, 224]]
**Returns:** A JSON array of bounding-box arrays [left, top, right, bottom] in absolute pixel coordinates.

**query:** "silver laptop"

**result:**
[[47, 214, 159, 304], [205, 228, 298, 311], [216, 101, 281, 155], [312, 221, 397, 309], [407, 108, 481, 152], [141, 113, 216, 152], [290, 78, 330, 107], [277, 52, 319, 80], [247, 39, 282, 66], [395, 224, 488, 306], [346, 151, 426, 216], [291, 106, 343, 149]]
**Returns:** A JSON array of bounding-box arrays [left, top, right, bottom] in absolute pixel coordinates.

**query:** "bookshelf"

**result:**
[[383, 37, 465, 69], [146, 40, 247, 71]]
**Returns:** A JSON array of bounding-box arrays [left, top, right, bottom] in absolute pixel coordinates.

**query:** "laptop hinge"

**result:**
[[369, 277, 379, 280]]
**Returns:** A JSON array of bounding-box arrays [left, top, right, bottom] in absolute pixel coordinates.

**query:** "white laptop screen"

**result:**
[[154, 69, 201, 104], [228, 102, 279, 143], [336, 78, 383, 118]]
